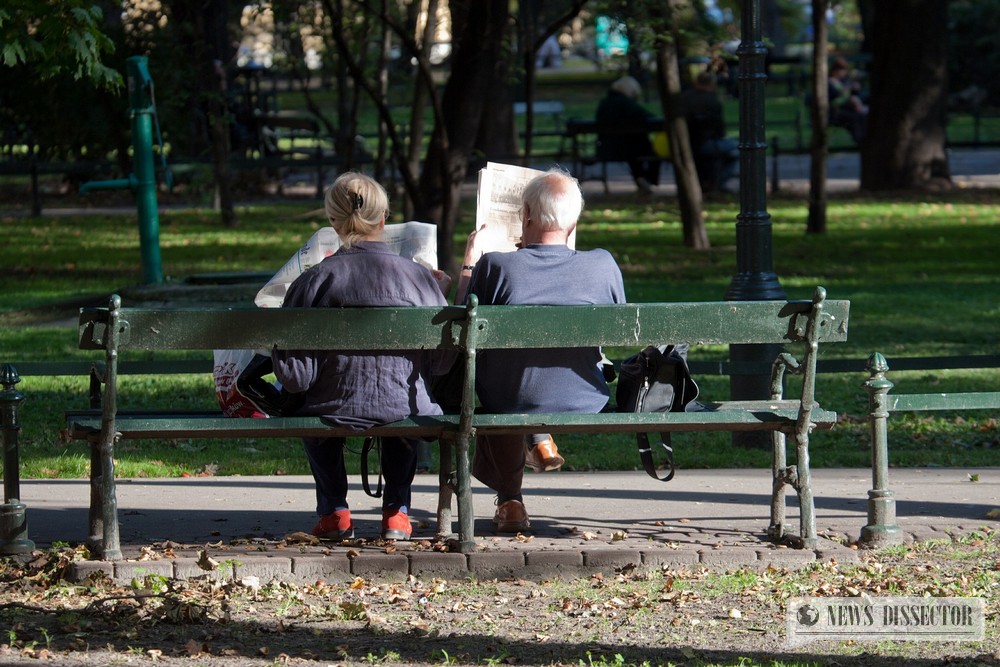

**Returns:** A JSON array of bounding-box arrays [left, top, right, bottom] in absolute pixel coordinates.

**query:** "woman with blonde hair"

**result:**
[[273, 172, 452, 541]]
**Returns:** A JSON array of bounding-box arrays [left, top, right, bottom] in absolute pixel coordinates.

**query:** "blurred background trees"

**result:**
[[3, 1, 1000, 257]]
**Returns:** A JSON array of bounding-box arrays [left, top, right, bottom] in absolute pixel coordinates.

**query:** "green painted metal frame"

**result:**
[[859, 351, 1000, 548], [69, 287, 848, 558]]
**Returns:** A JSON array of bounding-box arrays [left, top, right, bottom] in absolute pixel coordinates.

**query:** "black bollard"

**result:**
[[0, 364, 35, 555]]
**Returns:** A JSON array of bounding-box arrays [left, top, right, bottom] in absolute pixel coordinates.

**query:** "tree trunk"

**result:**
[[655, 31, 709, 250], [474, 68, 516, 162], [518, 1, 587, 165], [806, 0, 829, 234], [861, 0, 951, 191], [192, 0, 237, 227], [404, 0, 439, 206], [417, 0, 509, 274]]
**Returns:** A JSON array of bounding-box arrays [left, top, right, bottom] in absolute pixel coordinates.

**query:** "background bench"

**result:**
[[252, 111, 336, 197], [63, 288, 849, 559]]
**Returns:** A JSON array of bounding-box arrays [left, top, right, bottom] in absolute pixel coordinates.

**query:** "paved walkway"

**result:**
[[14, 467, 1000, 583], [579, 146, 1000, 195], [2, 147, 998, 219]]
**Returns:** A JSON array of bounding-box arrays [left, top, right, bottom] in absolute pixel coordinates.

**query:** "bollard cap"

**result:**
[[1, 363, 22, 392]]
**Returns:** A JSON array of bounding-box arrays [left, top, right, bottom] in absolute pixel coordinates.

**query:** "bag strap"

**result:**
[[637, 431, 675, 482], [361, 437, 383, 498]]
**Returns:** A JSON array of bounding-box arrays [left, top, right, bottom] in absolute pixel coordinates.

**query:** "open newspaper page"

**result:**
[[475, 162, 576, 253], [254, 221, 438, 308]]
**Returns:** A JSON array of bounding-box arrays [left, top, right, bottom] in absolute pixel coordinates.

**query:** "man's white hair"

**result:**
[[522, 169, 583, 232]]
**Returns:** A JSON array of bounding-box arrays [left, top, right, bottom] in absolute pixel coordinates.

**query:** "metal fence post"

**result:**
[[859, 352, 904, 547], [0, 364, 35, 555]]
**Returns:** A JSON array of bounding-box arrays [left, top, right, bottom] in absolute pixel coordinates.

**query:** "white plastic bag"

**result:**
[[213, 349, 268, 418]]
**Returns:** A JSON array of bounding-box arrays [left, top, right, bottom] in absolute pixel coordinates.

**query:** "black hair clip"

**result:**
[[350, 192, 364, 211]]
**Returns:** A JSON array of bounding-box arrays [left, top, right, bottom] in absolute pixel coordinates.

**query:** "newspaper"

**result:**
[[475, 161, 575, 253], [254, 220, 438, 308]]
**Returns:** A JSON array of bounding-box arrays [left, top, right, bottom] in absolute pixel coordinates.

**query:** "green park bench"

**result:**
[[53, 287, 848, 560]]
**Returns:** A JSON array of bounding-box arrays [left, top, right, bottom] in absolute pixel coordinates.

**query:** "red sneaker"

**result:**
[[311, 508, 354, 540], [381, 508, 412, 541]]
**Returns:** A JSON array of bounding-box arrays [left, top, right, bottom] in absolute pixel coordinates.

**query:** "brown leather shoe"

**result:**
[[525, 437, 564, 472], [493, 499, 530, 533]]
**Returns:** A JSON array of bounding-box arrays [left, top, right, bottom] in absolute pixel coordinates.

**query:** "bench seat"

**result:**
[[65, 401, 838, 440]]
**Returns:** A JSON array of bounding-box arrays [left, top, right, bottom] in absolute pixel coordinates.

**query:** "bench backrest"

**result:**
[[79, 297, 466, 353], [80, 293, 849, 355], [468, 298, 849, 349], [79, 290, 848, 424]]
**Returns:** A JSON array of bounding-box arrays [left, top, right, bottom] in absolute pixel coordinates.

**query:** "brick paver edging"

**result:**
[[67, 544, 862, 584]]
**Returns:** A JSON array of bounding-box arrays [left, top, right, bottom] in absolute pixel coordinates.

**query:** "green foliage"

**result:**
[[949, 0, 1000, 106], [0, 1, 119, 88]]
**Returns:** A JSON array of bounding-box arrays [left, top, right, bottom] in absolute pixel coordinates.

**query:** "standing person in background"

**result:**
[[595, 76, 661, 194], [456, 169, 626, 533], [273, 173, 453, 542]]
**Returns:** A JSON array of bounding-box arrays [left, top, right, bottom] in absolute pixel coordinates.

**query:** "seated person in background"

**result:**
[[828, 57, 868, 145], [456, 169, 626, 533], [595, 76, 661, 194], [536, 34, 562, 69], [273, 172, 453, 542], [680, 71, 739, 193]]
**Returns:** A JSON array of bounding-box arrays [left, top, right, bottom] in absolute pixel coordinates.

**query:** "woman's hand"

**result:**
[[432, 269, 453, 298]]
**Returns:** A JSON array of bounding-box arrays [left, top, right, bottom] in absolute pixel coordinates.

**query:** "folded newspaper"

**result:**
[[474, 161, 575, 253], [254, 220, 438, 308]]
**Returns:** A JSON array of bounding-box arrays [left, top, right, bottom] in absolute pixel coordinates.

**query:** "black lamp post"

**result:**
[[727, 0, 786, 446]]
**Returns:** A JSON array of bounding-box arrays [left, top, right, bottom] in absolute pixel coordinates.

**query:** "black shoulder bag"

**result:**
[[615, 344, 701, 481]]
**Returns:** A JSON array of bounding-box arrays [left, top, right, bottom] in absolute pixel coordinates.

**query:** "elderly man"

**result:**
[[455, 169, 626, 532]]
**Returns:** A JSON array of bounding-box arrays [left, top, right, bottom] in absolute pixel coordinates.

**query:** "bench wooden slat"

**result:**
[[65, 402, 837, 441], [66, 414, 453, 439], [888, 392, 1000, 412], [78, 300, 848, 352], [473, 300, 849, 348], [79, 305, 467, 352], [471, 404, 838, 433]]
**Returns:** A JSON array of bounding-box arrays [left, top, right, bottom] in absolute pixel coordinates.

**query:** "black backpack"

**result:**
[[615, 344, 701, 481]]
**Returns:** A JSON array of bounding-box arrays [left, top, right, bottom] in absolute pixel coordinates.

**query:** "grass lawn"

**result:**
[[1, 188, 998, 479]]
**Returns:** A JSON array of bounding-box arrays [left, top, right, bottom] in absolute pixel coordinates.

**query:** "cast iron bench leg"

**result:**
[[436, 433, 455, 540], [455, 429, 475, 553], [94, 428, 122, 561]]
